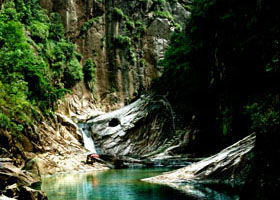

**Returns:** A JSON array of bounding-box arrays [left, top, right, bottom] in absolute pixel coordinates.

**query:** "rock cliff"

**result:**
[[0, 0, 190, 175], [1, 1, 191, 198], [39, 0, 190, 111]]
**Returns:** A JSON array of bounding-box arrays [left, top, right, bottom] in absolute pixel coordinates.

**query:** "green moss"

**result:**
[[83, 59, 96, 83], [128, 48, 136, 65], [167, 0, 178, 4], [174, 23, 182, 32], [153, 11, 182, 33], [140, 58, 145, 67], [153, 10, 174, 21], [181, 2, 192, 11], [245, 95, 280, 134], [112, 7, 125, 20], [135, 21, 147, 39], [116, 35, 131, 48], [49, 13, 64, 40], [154, 0, 167, 8], [64, 58, 83, 89], [125, 19, 135, 31], [81, 17, 100, 34]]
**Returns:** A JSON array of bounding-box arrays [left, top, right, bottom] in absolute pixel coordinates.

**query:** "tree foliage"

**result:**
[[0, 0, 83, 134], [160, 0, 280, 139], [83, 59, 96, 83], [159, 0, 280, 198]]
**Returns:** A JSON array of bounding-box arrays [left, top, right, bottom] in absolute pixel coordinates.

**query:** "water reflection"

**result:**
[[42, 168, 238, 200]]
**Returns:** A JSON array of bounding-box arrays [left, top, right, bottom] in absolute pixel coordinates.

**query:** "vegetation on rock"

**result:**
[[80, 17, 100, 36], [83, 59, 96, 91], [0, 0, 83, 149]]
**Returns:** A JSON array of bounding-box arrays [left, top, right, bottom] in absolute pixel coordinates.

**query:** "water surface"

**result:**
[[42, 168, 238, 200]]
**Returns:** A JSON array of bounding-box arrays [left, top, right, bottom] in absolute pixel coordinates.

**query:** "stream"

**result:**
[[41, 168, 189, 200], [59, 104, 240, 200], [41, 168, 239, 200]]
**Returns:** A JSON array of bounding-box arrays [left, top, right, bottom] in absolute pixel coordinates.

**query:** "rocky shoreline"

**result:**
[[142, 134, 256, 197], [0, 154, 108, 200], [0, 161, 46, 200]]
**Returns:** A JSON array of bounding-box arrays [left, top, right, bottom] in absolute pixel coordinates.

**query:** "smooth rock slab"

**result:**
[[143, 133, 256, 184], [0, 195, 16, 200], [87, 94, 175, 156]]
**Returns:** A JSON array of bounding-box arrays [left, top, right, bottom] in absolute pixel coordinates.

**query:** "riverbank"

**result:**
[[142, 134, 256, 197], [35, 151, 108, 175], [0, 153, 109, 200]]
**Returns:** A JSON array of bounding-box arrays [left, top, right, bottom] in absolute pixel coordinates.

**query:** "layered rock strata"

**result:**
[[40, 0, 190, 110]]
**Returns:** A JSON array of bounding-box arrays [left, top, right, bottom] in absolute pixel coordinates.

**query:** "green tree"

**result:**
[[0, 0, 83, 136], [83, 59, 96, 83], [63, 58, 83, 89]]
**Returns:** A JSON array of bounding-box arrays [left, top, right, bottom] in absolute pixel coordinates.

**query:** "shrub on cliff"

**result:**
[[83, 59, 96, 83], [64, 58, 83, 89], [0, 0, 82, 135]]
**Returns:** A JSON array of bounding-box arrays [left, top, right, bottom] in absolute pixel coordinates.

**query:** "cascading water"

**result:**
[[161, 96, 176, 130], [78, 123, 97, 153]]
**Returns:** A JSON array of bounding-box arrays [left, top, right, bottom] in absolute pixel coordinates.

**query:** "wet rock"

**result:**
[[0, 195, 16, 200], [0, 148, 12, 159], [3, 184, 18, 199], [92, 0, 105, 17], [57, 113, 82, 140], [0, 163, 35, 188], [0, 162, 47, 200], [39, 0, 53, 12], [22, 158, 41, 184], [147, 18, 172, 40], [18, 186, 47, 200], [15, 134, 34, 153], [96, 154, 153, 169], [143, 133, 256, 184]]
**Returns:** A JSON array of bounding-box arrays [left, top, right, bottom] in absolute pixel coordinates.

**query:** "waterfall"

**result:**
[[78, 123, 97, 153], [161, 96, 176, 130]]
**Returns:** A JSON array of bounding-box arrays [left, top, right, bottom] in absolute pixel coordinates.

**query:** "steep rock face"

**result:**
[[40, 0, 190, 111], [32, 113, 108, 175], [87, 94, 178, 156]]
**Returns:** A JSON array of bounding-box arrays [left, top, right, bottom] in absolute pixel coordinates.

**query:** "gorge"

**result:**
[[1, 0, 280, 200]]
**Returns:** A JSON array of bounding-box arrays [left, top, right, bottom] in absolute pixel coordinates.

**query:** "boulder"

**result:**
[[18, 186, 48, 200], [57, 113, 82, 142], [88, 94, 176, 156], [22, 158, 41, 184], [0, 163, 35, 188], [0, 161, 47, 200], [3, 184, 18, 199]]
